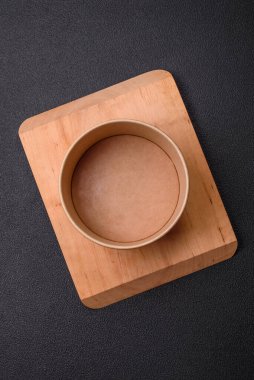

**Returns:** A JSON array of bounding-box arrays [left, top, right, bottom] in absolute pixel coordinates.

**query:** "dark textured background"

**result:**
[[0, 1, 253, 379]]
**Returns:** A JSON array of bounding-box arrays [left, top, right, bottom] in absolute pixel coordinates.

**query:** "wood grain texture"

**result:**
[[19, 70, 237, 308]]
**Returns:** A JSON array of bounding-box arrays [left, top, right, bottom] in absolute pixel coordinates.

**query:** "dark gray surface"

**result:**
[[0, 1, 253, 379]]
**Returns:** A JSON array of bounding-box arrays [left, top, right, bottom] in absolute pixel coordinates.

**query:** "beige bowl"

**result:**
[[59, 120, 189, 249]]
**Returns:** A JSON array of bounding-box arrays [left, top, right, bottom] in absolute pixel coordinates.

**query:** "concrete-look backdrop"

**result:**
[[0, 1, 253, 379]]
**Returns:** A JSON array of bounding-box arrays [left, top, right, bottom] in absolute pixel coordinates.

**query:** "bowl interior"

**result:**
[[60, 120, 188, 249]]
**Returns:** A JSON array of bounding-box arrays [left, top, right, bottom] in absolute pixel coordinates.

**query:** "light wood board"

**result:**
[[19, 70, 237, 308]]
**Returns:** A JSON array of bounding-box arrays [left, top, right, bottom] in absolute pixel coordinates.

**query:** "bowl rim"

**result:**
[[59, 119, 189, 249]]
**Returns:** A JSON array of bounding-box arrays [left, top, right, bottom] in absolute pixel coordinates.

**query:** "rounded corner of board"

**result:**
[[225, 239, 238, 259], [81, 297, 104, 310], [151, 69, 174, 80], [19, 117, 33, 136]]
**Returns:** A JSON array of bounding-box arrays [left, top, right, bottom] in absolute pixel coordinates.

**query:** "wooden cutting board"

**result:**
[[19, 70, 237, 308]]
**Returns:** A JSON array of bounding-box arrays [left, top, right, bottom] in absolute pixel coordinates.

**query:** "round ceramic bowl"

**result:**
[[59, 120, 189, 249]]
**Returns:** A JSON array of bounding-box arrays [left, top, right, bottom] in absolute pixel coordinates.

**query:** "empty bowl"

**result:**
[[59, 120, 189, 249]]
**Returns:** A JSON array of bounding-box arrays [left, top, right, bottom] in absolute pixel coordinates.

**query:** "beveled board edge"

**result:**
[[83, 241, 237, 308]]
